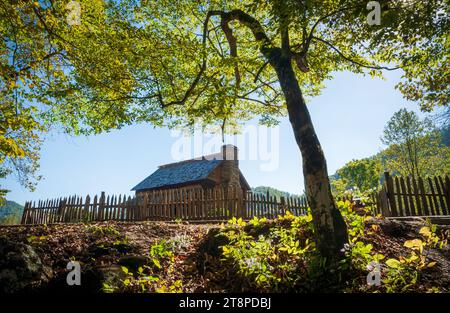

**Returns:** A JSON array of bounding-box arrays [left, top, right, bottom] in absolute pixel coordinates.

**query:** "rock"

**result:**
[[98, 265, 126, 283], [114, 243, 135, 254], [0, 237, 53, 293], [196, 228, 229, 274], [367, 218, 422, 238], [368, 217, 450, 242], [91, 242, 135, 257], [92, 245, 111, 257], [44, 264, 128, 293], [380, 219, 414, 237], [198, 228, 229, 258], [118, 255, 148, 272]]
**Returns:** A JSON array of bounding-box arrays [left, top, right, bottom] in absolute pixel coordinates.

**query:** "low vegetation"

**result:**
[[201, 201, 449, 292], [0, 200, 449, 293]]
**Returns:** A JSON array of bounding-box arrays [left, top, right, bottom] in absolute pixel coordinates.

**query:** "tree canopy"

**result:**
[[1, 0, 448, 135], [1, 0, 448, 168]]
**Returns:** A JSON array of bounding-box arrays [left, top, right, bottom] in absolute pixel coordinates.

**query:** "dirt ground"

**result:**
[[0, 218, 449, 293], [0, 221, 218, 292]]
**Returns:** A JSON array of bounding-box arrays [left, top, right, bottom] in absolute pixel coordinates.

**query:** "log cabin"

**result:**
[[131, 145, 250, 199]]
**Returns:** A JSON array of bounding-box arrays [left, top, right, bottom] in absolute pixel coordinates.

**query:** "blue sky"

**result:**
[[4, 70, 429, 205]]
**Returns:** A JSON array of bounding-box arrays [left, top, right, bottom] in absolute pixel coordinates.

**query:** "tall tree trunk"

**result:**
[[206, 9, 348, 260], [268, 49, 348, 260]]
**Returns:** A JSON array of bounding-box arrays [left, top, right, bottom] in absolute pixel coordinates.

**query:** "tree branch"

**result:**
[[220, 17, 241, 89], [304, 5, 360, 53], [312, 36, 400, 71], [208, 10, 273, 52], [155, 11, 215, 107], [147, 9, 274, 109], [254, 60, 270, 83], [237, 95, 283, 109]]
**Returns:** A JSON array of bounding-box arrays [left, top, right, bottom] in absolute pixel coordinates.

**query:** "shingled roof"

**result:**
[[131, 158, 224, 191]]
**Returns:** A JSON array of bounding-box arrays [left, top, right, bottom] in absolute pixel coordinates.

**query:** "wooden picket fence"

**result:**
[[21, 186, 310, 225], [372, 172, 450, 217], [26, 172, 444, 225]]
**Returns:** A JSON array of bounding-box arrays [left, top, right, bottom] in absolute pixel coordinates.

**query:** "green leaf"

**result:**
[[152, 258, 161, 269], [373, 253, 385, 262], [386, 258, 401, 268], [404, 239, 423, 250], [419, 227, 431, 237]]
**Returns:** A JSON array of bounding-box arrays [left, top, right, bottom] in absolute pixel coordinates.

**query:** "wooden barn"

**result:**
[[131, 145, 250, 198]]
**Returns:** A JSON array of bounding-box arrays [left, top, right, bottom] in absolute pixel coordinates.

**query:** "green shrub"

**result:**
[[219, 214, 318, 292], [102, 239, 182, 293], [213, 201, 448, 293], [382, 224, 448, 293]]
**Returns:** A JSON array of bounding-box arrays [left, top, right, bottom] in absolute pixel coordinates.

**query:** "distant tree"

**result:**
[[381, 109, 450, 178], [0, 168, 8, 204], [335, 158, 382, 192], [0, 200, 24, 225], [252, 186, 301, 200], [330, 176, 348, 197]]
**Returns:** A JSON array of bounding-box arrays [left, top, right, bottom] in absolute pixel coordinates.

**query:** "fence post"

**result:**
[[99, 191, 106, 221], [83, 195, 91, 222], [58, 198, 67, 223], [444, 175, 450, 215], [379, 187, 391, 217], [384, 172, 397, 216], [239, 188, 245, 219], [280, 196, 286, 216], [20, 202, 28, 224]]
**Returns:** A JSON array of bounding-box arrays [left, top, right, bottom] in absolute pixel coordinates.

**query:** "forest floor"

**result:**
[[0, 221, 216, 292], [0, 215, 449, 293]]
